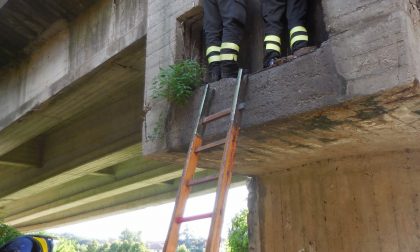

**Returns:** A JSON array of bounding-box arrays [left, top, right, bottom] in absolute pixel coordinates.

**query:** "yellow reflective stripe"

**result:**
[[265, 43, 281, 52], [33, 237, 48, 252], [208, 55, 221, 64], [206, 46, 220, 56], [290, 26, 307, 36], [220, 54, 238, 61], [264, 35, 281, 43], [290, 35, 308, 47], [221, 42, 240, 52]]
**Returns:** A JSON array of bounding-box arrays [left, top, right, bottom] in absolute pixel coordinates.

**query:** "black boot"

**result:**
[[292, 40, 310, 56], [208, 62, 221, 83], [263, 51, 281, 68], [221, 61, 239, 79]]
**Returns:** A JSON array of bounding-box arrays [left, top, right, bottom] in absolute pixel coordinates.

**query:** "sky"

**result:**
[[47, 185, 248, 242]]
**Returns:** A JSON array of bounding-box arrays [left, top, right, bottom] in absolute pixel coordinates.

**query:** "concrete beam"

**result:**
[[0, 86, 142, 202], [15, 174, 246, 232], [0, 0, 147, 157], [146, 73, 420, 175], [0, 138, 42, 169], [5, 164, 187, 226]]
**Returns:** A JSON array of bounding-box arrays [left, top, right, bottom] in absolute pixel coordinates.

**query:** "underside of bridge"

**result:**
[[0, 0, 242, 232]]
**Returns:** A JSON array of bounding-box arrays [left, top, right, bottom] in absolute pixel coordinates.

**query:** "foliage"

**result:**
[[56, 238, 78, 252], [176, 244, 190, 252], [0, 222, 22, 247], [54, 229, 149, 252], [152, 59, 203, 105], [178, 227, 205, 252], [226, 209, 249, 252], [119, 229, 142, 243]]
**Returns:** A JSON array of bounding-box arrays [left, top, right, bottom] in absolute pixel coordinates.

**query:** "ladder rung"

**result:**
[[195, 138, 226, 152], [188, 175, 219, 186], [176, 213, 213, 223], [202, 103, 246, 124]]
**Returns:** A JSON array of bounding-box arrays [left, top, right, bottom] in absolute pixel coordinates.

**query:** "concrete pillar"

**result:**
[[249, 150, 420, 251]]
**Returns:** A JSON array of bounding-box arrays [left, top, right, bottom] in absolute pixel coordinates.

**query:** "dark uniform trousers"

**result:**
[[204, 0, 247, 77], [261, 0, 308, 62]]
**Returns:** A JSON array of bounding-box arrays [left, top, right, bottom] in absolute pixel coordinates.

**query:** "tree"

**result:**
[[119, 229, 142, 243], [177, 244, 190, 252], [86, 240, 100, 252], [226, 209, 249, 252], [51, 229, 150, 252], [178, 227, 205, 252], [55, 238, 78, 252], [0, 223, 22, 247]]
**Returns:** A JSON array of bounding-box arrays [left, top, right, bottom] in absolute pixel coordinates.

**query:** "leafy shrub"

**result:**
[[227, 209, 248, 252], [176, 244, 190, 252], [0, 223, 22, 247], [153, 59, 203, 105]]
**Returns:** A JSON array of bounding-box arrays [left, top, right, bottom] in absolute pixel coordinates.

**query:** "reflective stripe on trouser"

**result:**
[[261, 0, 308, 43], [203, 0, 246, 55], [290, 25, 308, 48], [206, 45, 221, 64], [220, 42, 239, 61], [264, 34, 281, 53]]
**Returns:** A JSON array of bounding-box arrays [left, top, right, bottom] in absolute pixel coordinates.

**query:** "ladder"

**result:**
[[163, 69, 246, 252]]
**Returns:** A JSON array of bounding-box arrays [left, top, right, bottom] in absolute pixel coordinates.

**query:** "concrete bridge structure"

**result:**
[[0, 0, 419, 250]]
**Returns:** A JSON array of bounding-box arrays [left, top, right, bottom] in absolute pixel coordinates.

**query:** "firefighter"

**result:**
[[261, 0, 310, 68], [0, 235, 54, 252], [204, 0, 247, 82]]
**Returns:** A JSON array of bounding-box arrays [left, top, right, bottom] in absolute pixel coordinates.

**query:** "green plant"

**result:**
[[153, 59, 203, 105], [226, 209, 249, 252], [176, 244, 190, 252], [0, 222, 22, 247]]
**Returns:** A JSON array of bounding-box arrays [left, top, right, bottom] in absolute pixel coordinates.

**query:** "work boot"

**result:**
[[291, 40, 308, 53], [263, 51, 281, 68], [221, 61, 239, 79], [208, 62, 221, 83]]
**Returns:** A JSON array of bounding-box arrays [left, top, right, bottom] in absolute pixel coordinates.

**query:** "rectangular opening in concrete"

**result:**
[[176, 7, 205, 65], [307, 0, 329, 48], [174, 1, 328, 74]]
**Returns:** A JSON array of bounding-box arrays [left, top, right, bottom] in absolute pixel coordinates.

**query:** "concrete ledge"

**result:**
[[144, 42, 420, 175], [145, 43, 345, 154], [166, 43, 347, 152]]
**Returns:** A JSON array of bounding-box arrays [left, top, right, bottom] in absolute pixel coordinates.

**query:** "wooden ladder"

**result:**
[[163, 69, 246, 252]]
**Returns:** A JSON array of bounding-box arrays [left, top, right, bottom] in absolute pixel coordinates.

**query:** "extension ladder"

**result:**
[[163, 69, 246, 252]]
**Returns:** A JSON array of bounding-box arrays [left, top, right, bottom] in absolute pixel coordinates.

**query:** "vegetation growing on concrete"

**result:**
[[153, 59, 203, 105], [227, 209, 249, 252], [0, 222, 22, 247]]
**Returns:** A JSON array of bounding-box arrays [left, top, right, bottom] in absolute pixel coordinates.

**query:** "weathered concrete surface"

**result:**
[[0, 0, 246, 231], [0, 0, 98, 67], [0, 0, 147, 157], [0, 0, 198, 231], [147, 75, 420, 175], [143, 0, 420, 172], [250, 150, 420, 251], [0, 0, 419, 240], [165, 43, 346, 153]]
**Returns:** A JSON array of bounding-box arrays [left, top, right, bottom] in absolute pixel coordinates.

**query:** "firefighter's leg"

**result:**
[[261, 0, 286, 68], [204, 0, 223, 82], [218, 0, 247, 78], [287, 0, 309, 53]]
